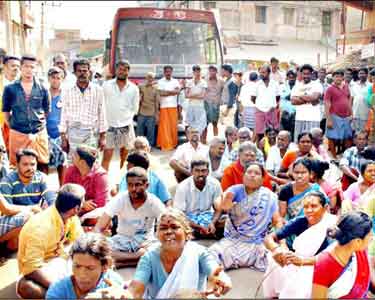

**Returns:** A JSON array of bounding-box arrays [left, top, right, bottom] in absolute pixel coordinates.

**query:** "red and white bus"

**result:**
[[105, 7, 224, 81]]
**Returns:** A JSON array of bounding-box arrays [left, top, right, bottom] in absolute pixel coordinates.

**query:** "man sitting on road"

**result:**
[[169, 127, 208, 183], [64, 146, 110, 224], [173, 158, 223, 238], [118, 150, 172, 206], [16, 184, 85, 299], [210, 162, 283, 271], [207, 137, 226, 181], [95, 167, 165, 268]]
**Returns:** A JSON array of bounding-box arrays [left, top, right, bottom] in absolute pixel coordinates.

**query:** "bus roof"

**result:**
[[114, 7, 216, 24]]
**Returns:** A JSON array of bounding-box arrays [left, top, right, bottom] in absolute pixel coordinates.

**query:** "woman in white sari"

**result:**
[[127, 208, 232, 299], [263, 191, 337, 298]]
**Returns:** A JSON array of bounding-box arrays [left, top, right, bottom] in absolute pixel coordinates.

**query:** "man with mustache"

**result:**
[[95, 167, 165, 268], [60, 58, 107, 158], [0, 149, 55, 253], [173, 157, 223, 238]]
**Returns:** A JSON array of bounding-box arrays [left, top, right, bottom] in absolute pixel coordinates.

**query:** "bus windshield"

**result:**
[[116, 19, 222, 65]]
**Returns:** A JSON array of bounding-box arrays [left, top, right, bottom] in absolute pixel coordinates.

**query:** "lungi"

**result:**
[[2, 122, 9, 152], [48, 136, 67, 168], [0, 211, 30, 237], [326, 114, 353, 140], [205, 101, 220, 124], [185, 105, 207, 134], [109, 234, 155, 252], [157, 107, 178, 151], [106, 125, 135, 150], [255, 108, 279, 135], [209, 238, 268, 271], [242, 106, 256, 130], [9, 128, 49, 166], [67, 123, 98, 157], [352, 118, 367, 133], [294, 120, 320, 143]]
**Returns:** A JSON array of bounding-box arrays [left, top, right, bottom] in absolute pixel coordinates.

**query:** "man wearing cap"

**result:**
[[156, 65, 181, 151], [202, 65, 224, 143], [53, 53, 76, 90], [102, 60, 139, 170], [137, 72, 160, 147], [46, 67, 66, 185], [60, 58, 107, 158], [185, 65, 207, 140], [3, 55, 50, 171]]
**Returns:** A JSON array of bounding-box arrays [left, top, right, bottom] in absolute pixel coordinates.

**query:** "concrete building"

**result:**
[[166, 1, 342, 67]]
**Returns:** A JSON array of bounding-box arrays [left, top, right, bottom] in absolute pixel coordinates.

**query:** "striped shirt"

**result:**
[[0, 170, 55, 206], [60, 83, 107, 133], [339, 146, 363, 171]]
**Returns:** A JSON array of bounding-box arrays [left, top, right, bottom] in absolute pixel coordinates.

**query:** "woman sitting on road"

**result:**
[[278, 158, 324, 222], [127, 207, 232, 299], [312, 211, 372, 299], [46, 233, 125, 299], [263, 191, 336, 298]]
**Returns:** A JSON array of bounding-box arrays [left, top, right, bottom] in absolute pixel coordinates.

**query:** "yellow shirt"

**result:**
[[17, 206, 83, 276]]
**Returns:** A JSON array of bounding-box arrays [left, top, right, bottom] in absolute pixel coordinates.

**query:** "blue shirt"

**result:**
[[119, 170, 171, 203], [2, 79, 50, 134], [133, 242, 217, 299], [46, 270, 123, 299], [0, 170, 55, 206], [46, 94, 62, 139]]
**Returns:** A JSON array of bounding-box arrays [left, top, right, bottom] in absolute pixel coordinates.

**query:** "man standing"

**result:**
[[185, 65, 207, 140], [317, 68, 330, 133], [202, 65, 224, 143], [280, 70, 297, 139], [270, 57, 285, 84], [251, 65, 280, 143], [156, 65, 180, 151], [2, 55, 50, 171], [325, 69, 353, 158], [53, 53, 76, 89], [137, 72, 159, 147], [102, 60, 139, 170], [0, 55, 20, 151], [46, 67, 66, 185], [173, 158, 223, 238], [352, 67, 370, 133], [60, 58, 107, 157], [169, 127, 209, 183], [291, 64, 323, 143]]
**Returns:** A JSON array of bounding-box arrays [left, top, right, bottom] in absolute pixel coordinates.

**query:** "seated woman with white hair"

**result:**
[[127, 207, 232, 298]]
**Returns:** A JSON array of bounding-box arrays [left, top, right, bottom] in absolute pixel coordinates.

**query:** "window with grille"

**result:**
[[283, 7, 295, 25], [255, 6, 267, 24], [322, 11, 331, 34]]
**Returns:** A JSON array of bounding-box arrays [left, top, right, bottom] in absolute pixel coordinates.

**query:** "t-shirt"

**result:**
[[133, 242, 217, 299], [291, 80, 323, 121], [186, 79, 207, 107], [275, 216, 330, 254], [324, 84, 352, 118], [105, 191, 165, 238], [224, 185, 278, 244], [239, 81, 256, 107], [157, 77, 180, 108], [46, 270, 123, 299]]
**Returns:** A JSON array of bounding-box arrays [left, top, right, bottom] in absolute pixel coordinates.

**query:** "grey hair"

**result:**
[[278, 130, 291, 141], [310, 127, 323, 136], [238, 141, 257, 154], [224, 126, 237, 137], [209, 137, 226, 147], [133, 136, 150, 149]]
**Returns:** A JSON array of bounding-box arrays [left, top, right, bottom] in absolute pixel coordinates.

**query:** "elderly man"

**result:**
[[173, 158, 223, 238], [208, 137, 226, 181], [210, 162, 283, 270], [311, 127, 330, 161], [60, 58, 107, 157], [53, 53, 76, 89], [16, 184, 85, 299], [221, 142, 273, 191], [95, 167, 165, 268], [169, 127, 209, 183], [221, 126, 238, 168], [3, 55, 50, 171], [265, 130, 296, 175]]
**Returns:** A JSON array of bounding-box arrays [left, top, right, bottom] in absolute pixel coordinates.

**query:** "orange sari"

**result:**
[[157, 108, 178, 151]]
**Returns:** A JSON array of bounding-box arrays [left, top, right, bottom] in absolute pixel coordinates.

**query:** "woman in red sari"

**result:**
[[312, 211, 372, 299]]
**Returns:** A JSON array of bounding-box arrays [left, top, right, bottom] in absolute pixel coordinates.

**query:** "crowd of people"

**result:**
[[0, 49, 375, 299]]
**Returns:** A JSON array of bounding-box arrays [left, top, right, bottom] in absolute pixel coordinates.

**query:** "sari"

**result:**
[[287, 183, 322, 219], [263, 212, 337, 298]]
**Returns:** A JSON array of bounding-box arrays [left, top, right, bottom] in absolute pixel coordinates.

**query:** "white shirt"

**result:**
[[157, 77, 180, 108], [239, 81, 256, 107], [173, 176, 222, 215], [252, 79, 280, 112], [352, 81, 371, 120], [270, 69, 285, 84], [291, 80, 323, 121], [171, 142, 209, 168], [103, 79, 140, 128], [266, 143, 298, 174], [105, 191, 165, 238], [61, 71, 76, 91], [186, 78, 207, 107]]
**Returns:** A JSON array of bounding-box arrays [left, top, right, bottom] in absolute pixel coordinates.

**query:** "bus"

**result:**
[[105, 7, 224, 81]]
